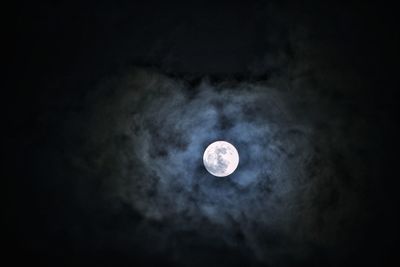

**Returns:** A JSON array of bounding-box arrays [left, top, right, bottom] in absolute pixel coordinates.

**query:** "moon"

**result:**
[[203, 141, 239, 177]]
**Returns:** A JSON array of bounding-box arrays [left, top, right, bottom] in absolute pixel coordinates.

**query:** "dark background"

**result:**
[[8, 0, 399, 266]]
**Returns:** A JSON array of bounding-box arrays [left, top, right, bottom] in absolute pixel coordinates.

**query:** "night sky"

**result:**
[[8, 1, 399, 266]]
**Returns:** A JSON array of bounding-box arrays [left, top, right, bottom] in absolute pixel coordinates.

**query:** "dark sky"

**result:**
[[8, 1, 399, 266]]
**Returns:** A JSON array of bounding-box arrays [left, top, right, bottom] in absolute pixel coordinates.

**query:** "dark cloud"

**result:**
[[55, 65, 372, 265]]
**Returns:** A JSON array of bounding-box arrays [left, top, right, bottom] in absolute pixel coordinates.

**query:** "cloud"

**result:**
[[61, 67, 370, 265]]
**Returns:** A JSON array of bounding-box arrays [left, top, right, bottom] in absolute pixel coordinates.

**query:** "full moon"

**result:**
[[203, 141, 239, 177]]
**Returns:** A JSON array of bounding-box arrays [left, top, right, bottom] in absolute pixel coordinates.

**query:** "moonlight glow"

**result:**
[[203, 141, 239, 177]]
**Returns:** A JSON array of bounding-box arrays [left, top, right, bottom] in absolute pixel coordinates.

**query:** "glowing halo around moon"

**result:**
[[203, 141, 239, 177]]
